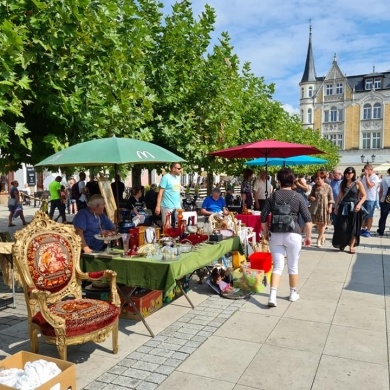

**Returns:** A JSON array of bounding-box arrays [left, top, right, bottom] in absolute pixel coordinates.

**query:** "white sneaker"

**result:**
[[268, 297, 277, 307], [289, 292, 300, 302]]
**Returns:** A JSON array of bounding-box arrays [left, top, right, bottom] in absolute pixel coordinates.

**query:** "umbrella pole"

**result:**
[[265, 161, 269, 199], [115, 164, 120, 224]]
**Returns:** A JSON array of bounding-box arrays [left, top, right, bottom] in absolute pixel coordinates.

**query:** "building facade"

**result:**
[[300, 28, 390, 172]]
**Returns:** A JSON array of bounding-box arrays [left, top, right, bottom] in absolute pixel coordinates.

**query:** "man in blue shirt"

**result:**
[[155, 162, 182, 225], [201, 188, 229, 217]]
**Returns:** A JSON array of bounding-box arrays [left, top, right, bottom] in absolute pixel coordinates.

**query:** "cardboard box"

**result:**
[[0, 351, 76, 390], [163, 276, 190, 304], [120, 288, 163, 320]]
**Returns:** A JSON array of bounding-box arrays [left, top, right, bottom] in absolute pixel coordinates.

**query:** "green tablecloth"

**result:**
[[81, 237, 242, 294]]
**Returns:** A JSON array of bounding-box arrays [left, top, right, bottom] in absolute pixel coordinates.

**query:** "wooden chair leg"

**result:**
[[57, 342, 67, 361], [112, 322, 119, 354], [30, 327, 39, 353]]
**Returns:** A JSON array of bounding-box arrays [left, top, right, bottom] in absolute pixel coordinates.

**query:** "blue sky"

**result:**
[[161, 0, 390, 115]]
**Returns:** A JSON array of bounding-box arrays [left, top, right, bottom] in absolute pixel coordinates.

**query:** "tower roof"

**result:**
[[300, 25, 317, 83]]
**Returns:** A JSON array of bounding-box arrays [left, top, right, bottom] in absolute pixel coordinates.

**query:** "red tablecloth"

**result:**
[[235, 214, 263, 240]]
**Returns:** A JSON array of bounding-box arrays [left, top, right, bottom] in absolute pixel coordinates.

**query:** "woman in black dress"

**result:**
[[332, 167, 366, 254]]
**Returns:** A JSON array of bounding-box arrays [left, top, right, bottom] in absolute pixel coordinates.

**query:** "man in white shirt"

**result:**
[[360, 164, 380, 237], [253, 170, 273, 211], [377, 169, 390, 236]]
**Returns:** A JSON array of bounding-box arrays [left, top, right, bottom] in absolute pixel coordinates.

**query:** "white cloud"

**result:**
[[161, 0, 390, 112]]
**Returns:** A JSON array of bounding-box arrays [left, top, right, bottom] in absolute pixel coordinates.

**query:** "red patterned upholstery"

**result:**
[[27, 233, 73, 293], [33, 299, 120, 337]]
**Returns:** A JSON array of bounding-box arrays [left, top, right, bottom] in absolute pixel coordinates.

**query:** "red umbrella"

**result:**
[[209, 139, 324, 159], [209, 140, 325, 198]]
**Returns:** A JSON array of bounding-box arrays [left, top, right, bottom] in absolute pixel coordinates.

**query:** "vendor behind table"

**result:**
[[73, 194, 116, 253]]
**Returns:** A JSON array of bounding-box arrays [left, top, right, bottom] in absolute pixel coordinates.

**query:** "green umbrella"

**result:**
[[35, 136, 185, 167], [35, 137, 185, 221]]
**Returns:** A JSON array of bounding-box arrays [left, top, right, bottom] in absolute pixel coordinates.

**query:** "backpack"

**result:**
[[270, 192, 296, 233], [71, 181, 80, 200]]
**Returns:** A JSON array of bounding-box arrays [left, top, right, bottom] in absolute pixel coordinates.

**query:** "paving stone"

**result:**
[[184, 323, 205, 331], [164, 358, 184, 368], [162, 337, 187, 346], [111, 376, 141, 389], [159, 342, 184, 351], [178, 345, 197, 354], [122, 367, 150, 380], [171, 351, 189, 361], [154, 365, 176, 376], [132, 361, 159, 372], [145, 372, 168, 384], [149, 348, 175, 358], [141, 354, 167, 365], [128, 351, 147, 360], [143, 339, 162, 348], [137, 345, 154, 354], [185, 340, 204, 348], [191, 335, 208, 343], [197, 330, 213, 337], [108, 365, 128, 375], [177, 327, 199, 335], [117, 358, 137, 368], [171, 331, 193, 340], [101, 383, 130, 390], [83, 381, 107, 390], [97, 372, 118, 383], [136, 381, 159, 390]]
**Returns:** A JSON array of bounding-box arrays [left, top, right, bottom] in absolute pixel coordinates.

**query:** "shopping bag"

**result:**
[[13, 204, 23, 219]]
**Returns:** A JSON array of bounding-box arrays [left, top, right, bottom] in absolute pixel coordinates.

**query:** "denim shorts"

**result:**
[[363, 200, 376, 218]]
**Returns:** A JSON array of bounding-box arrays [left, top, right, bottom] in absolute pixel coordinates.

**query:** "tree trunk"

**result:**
[[131, 166, 142, 190]]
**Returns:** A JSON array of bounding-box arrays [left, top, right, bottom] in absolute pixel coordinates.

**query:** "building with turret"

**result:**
[[300, 27, 390, 173]]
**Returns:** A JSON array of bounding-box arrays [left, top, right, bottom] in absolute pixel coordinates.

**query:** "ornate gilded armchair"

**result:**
[[12, 210, 121, 361]]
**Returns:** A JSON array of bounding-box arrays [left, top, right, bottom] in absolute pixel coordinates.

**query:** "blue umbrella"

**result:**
[[246, 155, 328, 167]]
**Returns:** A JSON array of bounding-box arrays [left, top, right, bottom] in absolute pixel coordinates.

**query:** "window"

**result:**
[[374, 78, 381, 89], [308, 86, 313, 98], [365, 79, 373, 90], [326, 84, 333, 95], [301, 87, 304, 98], [363, 104, 372, 120], [373, 103, 382, 119], [336, 83, 343, 94], [325, 134, 343, 149], [362, 132, 381, 149], [330, 106, 337, 122], [308, 108, 312, 124], [324, 107, 344, 123]]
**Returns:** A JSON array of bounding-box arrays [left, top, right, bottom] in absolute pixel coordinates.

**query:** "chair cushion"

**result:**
[[32, 299, 120, 337], [27, 233, 73, 293]]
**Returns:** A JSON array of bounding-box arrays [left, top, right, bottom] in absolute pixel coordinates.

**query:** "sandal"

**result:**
[[349, 248, 356, 254]]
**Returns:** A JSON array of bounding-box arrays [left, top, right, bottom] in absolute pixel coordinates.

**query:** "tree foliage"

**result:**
[[0, 0, 339, 175]]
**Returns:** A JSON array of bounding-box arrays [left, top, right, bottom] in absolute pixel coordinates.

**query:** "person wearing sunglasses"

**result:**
[[155, 162, 182, 225], [332, 167, 366, 254]]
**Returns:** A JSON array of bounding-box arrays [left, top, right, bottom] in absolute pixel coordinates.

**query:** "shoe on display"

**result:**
[[289, 292, 300, 302]]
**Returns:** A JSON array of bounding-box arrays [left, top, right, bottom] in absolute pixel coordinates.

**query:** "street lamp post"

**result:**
[[360, 154, 376, 165]]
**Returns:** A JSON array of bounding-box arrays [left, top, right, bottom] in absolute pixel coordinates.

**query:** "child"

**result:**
[[211, 267, 234, 293]]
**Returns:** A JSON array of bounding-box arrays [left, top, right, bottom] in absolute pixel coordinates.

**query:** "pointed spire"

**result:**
[[300, 22, 317, 83]]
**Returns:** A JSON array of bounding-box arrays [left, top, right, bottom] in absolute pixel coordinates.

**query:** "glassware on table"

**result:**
[[121, 233, 130, 253]]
